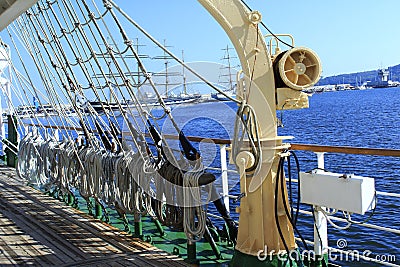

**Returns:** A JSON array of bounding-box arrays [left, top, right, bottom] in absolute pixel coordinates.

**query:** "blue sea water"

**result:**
[[173, 87, 400, 266], [276, 88, 400, 266]]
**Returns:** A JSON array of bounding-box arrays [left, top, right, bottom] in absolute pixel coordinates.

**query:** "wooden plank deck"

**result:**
[[0, 166, 189, 267]]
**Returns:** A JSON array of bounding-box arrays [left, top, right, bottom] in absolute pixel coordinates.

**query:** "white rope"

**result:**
[[101, 151, 119, 205], [17, 132, 44, 182], [78, 146, 95, 198], [115, 151, 135, 212], [9, 1, 227, 247], [183, 162, 208, 242], [131, 154, 154, 215], [315, 206, 352, 230], [58, 138, 76, 194]]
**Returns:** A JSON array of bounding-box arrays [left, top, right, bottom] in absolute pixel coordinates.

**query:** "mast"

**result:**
[[164, 39, 169, 97], [182, 50, 188, 95], [153, 39, 180, 98], [106, 59, 113, 104], [103, 36, 117, 105], [227, 45, 233, 91], [132, 38, 149, 102], [218, 45, 238, 92], [134, 37, 146, 87], [92, 37, 149, 104]]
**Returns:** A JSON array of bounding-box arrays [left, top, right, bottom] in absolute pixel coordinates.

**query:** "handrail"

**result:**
[[159, 133, 232, 145], [290, 143, 400, 157], [299, 209, 400, 235], [160, 136, 400, 157], [21, 122, 400, 266], [22, 123, 400, 157]]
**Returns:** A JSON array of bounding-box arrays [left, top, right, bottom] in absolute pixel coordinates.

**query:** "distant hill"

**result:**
[[317, 64, 400, 86]]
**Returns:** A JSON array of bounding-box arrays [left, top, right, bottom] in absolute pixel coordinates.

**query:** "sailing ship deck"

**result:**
[[0, 166, 189, 267]]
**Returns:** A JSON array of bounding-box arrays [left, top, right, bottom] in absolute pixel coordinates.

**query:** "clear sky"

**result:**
[[113, 0, 400, 77], [1, 0, 399, 79]]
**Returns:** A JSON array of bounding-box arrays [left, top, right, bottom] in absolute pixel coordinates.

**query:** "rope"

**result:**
[[17, 132, 44, 183], [183, 162, 208, 242], [8, 0, 236, 246], [238, 0, 295, 49], [232, 100, 262, 173], [108, 0, 241, 104]]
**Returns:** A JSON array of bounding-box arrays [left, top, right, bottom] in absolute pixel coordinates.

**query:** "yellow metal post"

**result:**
[[197, 0, 297, 265]]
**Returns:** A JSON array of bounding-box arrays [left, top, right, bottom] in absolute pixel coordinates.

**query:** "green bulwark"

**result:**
[[230, 249, 302, 267], [230, 249, 328, 267]]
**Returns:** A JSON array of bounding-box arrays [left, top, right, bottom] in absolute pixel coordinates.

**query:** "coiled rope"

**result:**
[[183, 162, 208, 242]]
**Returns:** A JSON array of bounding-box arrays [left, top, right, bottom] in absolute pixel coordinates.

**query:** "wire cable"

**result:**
[[239, 0, 295, 49]]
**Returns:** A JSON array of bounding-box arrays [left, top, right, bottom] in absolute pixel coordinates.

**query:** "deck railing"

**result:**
[[18, 123, 400, 266]]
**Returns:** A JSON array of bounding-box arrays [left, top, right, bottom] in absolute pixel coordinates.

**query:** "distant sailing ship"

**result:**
[[88, 40, 201, 114], [211, 45, 238, 101], [151, 40, 201, 105]]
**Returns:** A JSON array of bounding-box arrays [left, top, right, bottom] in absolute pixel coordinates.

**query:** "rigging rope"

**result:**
[[108, 0, 240, 104], [183, 162, 208, 242], [8, 0, 249, 246]]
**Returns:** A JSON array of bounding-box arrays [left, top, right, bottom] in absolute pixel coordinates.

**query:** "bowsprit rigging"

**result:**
[[0, 0, 327, 266]]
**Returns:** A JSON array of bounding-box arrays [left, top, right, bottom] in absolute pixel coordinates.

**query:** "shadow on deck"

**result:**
[[0, 166, 189, 267]]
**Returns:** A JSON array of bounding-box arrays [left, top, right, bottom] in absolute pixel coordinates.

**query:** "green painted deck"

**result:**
[[0, 166, 190, 267]]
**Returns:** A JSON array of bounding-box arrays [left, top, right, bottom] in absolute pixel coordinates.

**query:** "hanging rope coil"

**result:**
[[57, 138, 75, 195], [78, 146, 95, 198], [152, 159, 184, 229], [101, 151, 119, 205], [183, 162, 208, 242], [128, 153, 154, 215], [17, 132, 44, 183], [114, 150, 135, 212]]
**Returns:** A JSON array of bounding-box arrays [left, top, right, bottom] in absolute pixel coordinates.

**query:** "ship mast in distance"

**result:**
[[152, 39, 181, 98], [181, 50, 188, 96], [212, 45, 239, 101], [131, 38, 152, 103], [91, 37, 150, 106], [133, 37, 149, 88], [218, 45, 239, 92]]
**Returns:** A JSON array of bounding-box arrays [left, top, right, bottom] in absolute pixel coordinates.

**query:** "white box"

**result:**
[[300, 170, 375, 215]]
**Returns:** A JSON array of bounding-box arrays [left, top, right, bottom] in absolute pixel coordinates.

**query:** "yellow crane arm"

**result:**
[[198, 0, 297, 258]]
